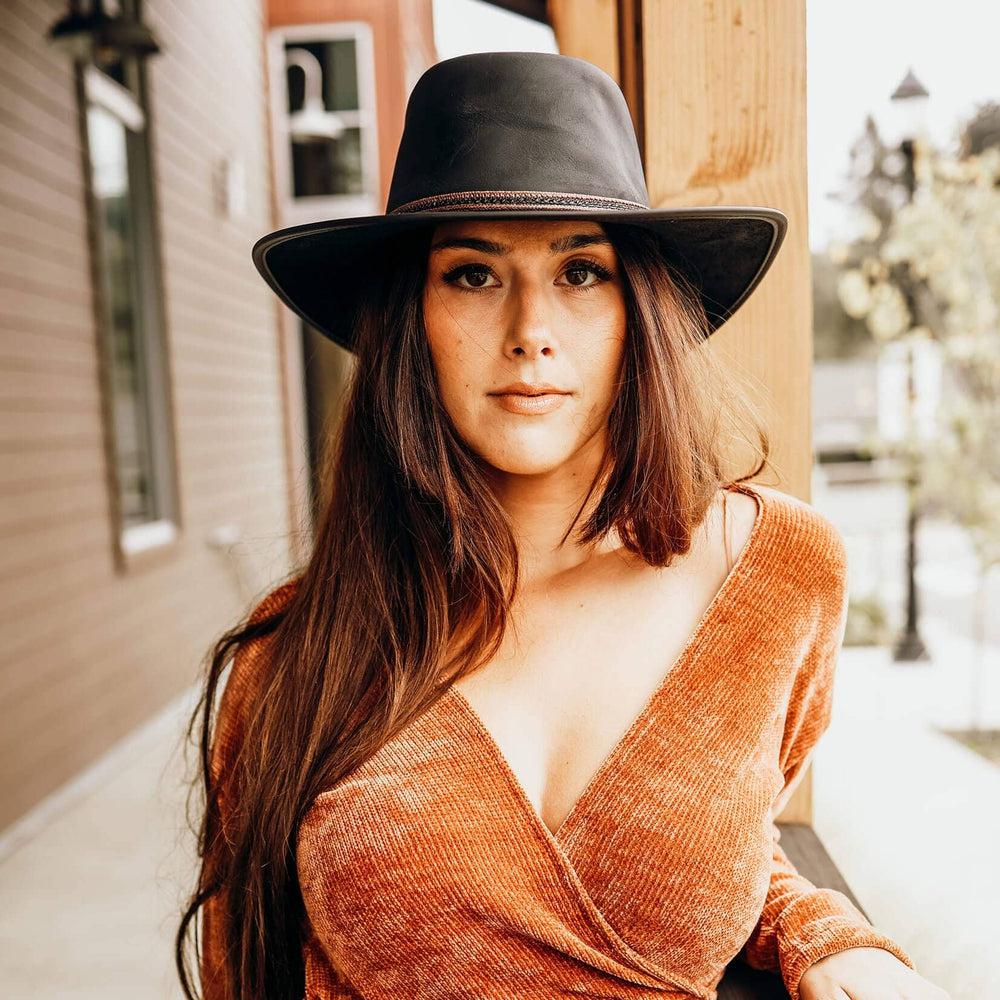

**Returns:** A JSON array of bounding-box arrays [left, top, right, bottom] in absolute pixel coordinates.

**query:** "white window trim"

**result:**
[[81, 59, 181, 567], [83, 64, 145, 132], [266, 21, 380, 227], [121, 518, 179, 556]]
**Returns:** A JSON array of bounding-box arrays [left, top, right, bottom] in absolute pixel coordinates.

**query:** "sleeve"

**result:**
[[199, 611, 260, 1000], [199, 580, 361, 999], [737, 524, 916, 1000], [199, 658, 243, 1000], [199, 812, 230, 1000]]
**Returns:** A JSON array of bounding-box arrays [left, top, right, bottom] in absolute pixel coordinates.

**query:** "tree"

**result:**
[[832, 106, 1000, 727]]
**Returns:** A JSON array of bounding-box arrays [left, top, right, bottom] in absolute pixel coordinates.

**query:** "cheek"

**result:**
[[574, 309, 627, 399], [422, 293, 483, 419]]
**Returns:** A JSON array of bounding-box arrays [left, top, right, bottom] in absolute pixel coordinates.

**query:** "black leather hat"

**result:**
[[252, 51, 787, 354]]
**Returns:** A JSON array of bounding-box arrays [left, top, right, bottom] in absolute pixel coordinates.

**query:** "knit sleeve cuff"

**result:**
[[777, 888, 915, 1000]]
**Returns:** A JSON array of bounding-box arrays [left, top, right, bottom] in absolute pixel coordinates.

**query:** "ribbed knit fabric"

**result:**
[[201, 482, 915, 1000]]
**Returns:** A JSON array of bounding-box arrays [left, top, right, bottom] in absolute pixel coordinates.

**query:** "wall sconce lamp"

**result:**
[[46, 0, 162, 65], [285, 47, 346, 143]]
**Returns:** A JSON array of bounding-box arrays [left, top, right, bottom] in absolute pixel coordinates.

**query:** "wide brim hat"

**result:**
[[252, 51, 787, 354]]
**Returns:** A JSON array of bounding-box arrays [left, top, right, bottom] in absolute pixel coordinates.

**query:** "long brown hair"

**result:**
[[175, 220, 771, 998]]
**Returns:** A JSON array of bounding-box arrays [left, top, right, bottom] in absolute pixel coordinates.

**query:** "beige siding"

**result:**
[[0, 0, 293, 829]]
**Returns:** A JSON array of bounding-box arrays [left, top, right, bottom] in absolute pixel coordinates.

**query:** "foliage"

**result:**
[[828, 107, 1000, 573], [844, 593, 890, 647], [812, 251, 878, 360]]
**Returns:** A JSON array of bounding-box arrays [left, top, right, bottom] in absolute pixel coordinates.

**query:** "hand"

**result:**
[[798, 946, 951, 1000]]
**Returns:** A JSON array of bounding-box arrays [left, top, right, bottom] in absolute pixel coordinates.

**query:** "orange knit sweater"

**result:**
[[201, 483, 915, 1000]]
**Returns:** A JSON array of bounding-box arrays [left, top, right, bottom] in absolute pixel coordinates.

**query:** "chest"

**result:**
[[449, 537, 735, 839]]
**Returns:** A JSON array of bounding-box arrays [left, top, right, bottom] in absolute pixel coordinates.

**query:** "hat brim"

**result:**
[[251, 206, 787, 353]]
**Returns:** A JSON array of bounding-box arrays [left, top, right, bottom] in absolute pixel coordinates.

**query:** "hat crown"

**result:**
[[386, 51, 650, 214]]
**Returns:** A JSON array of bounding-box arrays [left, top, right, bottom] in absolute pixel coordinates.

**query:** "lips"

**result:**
[[489, 381, 570, 396], [489, 385, 570, 415]]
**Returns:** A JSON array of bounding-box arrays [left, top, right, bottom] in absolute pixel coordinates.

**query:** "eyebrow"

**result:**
[[429, 232, 613, 255]]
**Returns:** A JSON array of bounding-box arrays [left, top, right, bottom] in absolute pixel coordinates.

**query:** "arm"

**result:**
[[739, 826, 915, 1000], [738, 530, 915, 1000], [203, 887, 362, 1000], [199, 612, 261, 1000]]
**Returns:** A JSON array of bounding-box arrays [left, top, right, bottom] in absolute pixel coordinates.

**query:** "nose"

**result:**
[[503, 278, 555, 359]]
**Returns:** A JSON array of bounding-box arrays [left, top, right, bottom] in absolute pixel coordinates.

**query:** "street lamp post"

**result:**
[[889, 68, 930, 663]]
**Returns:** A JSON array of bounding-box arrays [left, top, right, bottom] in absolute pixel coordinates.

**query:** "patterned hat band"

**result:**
[[387, 189, 650, 215]]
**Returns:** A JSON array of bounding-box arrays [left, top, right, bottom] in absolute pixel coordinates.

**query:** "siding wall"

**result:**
[[0, 0, 292, 830]]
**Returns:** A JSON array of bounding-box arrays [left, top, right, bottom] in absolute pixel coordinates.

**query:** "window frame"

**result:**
[[78, 52, 181, 570], [266, 20, 381, 227]]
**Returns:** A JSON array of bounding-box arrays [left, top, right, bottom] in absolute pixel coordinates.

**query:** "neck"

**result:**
[[483, 432, 622, 590]]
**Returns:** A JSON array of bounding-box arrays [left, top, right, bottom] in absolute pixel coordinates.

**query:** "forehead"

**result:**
[[427, 218, 611, 255]]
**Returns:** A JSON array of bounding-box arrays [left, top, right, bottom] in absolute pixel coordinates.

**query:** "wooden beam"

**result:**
[[547, 0, 620, 83], [640, 0, 812, 504]]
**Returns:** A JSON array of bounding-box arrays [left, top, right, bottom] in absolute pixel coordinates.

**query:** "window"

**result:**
[[267, 22, 380, 227], [81, 31, 178, 563]]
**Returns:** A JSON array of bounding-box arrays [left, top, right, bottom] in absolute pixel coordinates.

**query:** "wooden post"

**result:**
[[550, 0, 815, 825], [548, 0, 620, 82]]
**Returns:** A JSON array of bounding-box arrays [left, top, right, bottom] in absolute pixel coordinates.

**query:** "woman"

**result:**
[[176, 52, 947, 1000]]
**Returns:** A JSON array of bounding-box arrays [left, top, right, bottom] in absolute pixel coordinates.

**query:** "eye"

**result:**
[[558, 257, 615, 292], [441, 263, 500, 291]]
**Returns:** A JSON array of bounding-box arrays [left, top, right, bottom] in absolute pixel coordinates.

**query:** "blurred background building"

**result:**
[[0, 0, 435, 835]]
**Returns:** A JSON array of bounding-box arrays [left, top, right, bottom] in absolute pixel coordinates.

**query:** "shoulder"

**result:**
[[745, 483, 848, 603], [214, 578, 302, 764], [229, 577, 300, 680], [247, 576, 301, 625], [722, 486, 759, 555]]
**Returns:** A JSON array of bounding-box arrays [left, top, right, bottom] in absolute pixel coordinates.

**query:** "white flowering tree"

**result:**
[[832, 105, 1000, 726]]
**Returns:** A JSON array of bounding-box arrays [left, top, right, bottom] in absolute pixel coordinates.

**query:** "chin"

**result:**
[[474, 442, 576, 477]]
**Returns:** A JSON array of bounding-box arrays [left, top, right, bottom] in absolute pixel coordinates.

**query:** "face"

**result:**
[[422, 219, 627, 477]]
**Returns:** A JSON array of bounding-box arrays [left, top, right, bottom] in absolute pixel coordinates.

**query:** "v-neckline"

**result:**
[[444, 482, 770, 848]]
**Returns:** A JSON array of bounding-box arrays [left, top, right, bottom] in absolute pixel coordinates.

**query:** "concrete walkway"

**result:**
[[0, 685, 201, 1000]]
